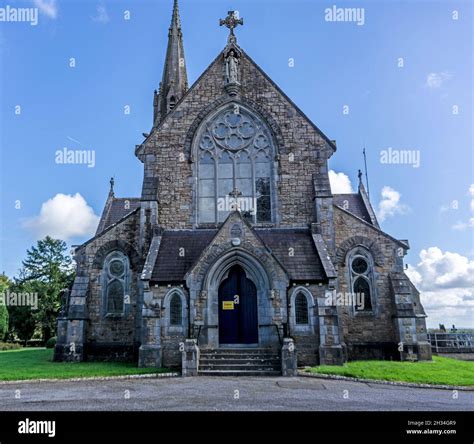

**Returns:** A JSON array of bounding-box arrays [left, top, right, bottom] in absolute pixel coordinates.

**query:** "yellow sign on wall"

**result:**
[[222, 301, 234, 310]]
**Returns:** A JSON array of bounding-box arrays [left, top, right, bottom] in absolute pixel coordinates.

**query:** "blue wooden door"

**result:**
[[218, 265, 258, 344]]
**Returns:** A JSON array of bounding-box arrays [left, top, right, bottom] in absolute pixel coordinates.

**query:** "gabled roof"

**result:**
[[333, 193, 372, 224], [150, 227, 327, 283], [96, 198, 141, 235], [137, 43, 337, 157]]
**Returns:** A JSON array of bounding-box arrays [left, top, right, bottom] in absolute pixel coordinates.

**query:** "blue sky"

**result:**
[[0, 0, 472, 327]]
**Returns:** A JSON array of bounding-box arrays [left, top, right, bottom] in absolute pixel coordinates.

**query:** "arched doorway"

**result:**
[[218, 265, 258, 344]]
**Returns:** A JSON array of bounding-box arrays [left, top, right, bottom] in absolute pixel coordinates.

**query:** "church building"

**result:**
[[55, 1, 432, 375]]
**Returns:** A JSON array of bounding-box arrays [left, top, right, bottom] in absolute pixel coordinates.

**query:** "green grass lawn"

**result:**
[[305, 356, 474, 386], [0, 348, 169, 381]]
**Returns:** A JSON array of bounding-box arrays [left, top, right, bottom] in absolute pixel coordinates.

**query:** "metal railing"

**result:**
[[427, 333, 474, 353], [193, 325, 218, 346], [259, 324, 284, 346]]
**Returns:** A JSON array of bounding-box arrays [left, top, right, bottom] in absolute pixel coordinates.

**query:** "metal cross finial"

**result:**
[[220, 11, 244, 43]]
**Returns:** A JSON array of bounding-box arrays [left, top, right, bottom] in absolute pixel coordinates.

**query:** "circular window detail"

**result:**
[[351, 257, 368, 274], [109, 259, 125, 277]]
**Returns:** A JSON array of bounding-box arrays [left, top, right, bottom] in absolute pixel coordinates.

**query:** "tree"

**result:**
[[0, 274, 9, 341], [18, 236, 74, 342]]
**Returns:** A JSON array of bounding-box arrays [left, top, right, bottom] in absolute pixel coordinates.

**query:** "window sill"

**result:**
[[105, 313, 125, 319]]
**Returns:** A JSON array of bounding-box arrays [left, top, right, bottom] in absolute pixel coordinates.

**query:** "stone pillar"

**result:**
[[318, 299, 345, 365], [281, 338, 297, 376], [390, 273, 432, 362], [138, 289, 163, 368], [54, 277, 89, 362], [181, 339, 200, 377], [54, 289, 69, 362], [313, 166, 336, 261]]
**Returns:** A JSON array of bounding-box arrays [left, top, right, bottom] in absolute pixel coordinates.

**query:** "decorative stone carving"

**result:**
[[225, 50, 240, 85]]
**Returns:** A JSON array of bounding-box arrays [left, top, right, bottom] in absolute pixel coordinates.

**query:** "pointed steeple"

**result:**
[[154, 0, 188, 127]]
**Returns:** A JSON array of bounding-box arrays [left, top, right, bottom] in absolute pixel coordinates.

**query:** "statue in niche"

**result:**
[[225, 50, 240, 85]]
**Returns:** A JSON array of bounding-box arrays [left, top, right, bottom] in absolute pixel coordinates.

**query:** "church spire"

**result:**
[[154, 0, 188, 127]]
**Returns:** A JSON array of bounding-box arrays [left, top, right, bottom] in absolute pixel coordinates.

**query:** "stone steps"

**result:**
[[199, 348, 281, 376], [199, 370, 281, 377]]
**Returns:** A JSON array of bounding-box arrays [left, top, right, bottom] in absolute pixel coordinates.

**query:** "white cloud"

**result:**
[[23, 193, 100, 241], [376, 186, 409, 222], [406, 247, 474, 328], [452, 218, 474, 231], [425, 71, 453, 88], [33, 0, 58, 19], [329, 170, 354, 194], [91, 2, 109, 23]]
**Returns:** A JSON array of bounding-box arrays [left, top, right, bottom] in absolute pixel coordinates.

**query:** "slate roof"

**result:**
[[333, 193, 372, 224], [151, 230, 217, 282], [96, 198, 141, 234], [150, 228, 326, 283], [256, 229, 326, 281]]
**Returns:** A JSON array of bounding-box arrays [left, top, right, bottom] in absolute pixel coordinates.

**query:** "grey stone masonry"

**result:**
[[182, 339, 199, 376], [54, 277, 89, 362], [53, 3, 432, 371], [281, 338, 298, 376]]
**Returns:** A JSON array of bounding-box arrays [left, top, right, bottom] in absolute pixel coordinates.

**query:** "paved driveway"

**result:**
[[0, 376, 471, 411]]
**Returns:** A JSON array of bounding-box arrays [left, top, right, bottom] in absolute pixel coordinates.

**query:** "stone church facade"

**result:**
[[55, 1, 431, 375]]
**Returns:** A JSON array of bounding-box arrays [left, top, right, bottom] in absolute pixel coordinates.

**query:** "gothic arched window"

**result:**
[[295, 292, 309, 325], [353, 276, 371, 311], [169, 292, 183, 326], [102, 251, 130, 316], [196, 104, 275, 224], [348, 249, 374, 312]]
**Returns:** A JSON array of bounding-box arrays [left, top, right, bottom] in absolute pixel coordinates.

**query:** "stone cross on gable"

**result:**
[[229, 187, 242, 199], [220, 10, 244, 43]]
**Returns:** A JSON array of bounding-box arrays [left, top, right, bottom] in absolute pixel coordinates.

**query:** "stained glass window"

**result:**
[[349, 252, 373, 312], [197, 105, 274, 224], [103, 251, 129, 315]]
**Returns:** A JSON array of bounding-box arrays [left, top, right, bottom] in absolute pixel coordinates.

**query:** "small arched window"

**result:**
[[169, 292, 183, 326], [103, 251, 130, 316], [295, 292, 309, 325]]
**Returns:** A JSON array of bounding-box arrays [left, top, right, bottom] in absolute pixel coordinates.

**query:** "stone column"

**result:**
[[390, 272, 432, 361], [54, 277, 89, 362], [138, 289, 163, 368], [317, 298, 345, 365], [54, 289, 69, 362], [313, 166, 336, 261], [181, 339, 200, 377], [281, 338, 297, 376]]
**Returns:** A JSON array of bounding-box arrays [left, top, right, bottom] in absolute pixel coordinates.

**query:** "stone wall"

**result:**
[[288, 283, 326, 366], [138, 49, 334, 229], [333, 206, 404, 358], [76, 211, 143, 360], [150, 285, 188, 368]]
